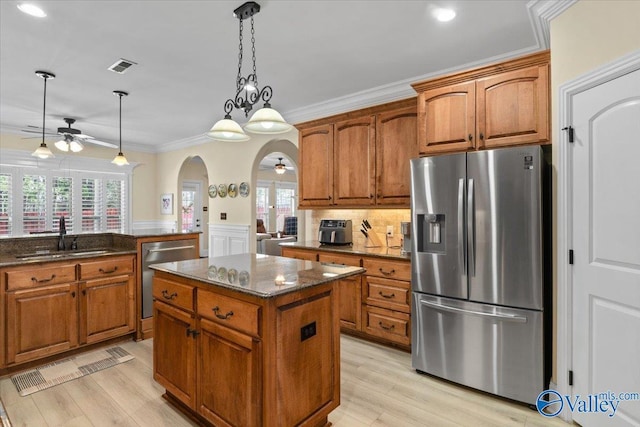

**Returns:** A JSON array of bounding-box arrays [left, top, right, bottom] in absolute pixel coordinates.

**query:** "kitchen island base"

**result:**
[[151, 255, 363, 427]]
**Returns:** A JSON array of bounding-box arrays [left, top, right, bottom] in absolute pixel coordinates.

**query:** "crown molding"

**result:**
[[527, 0, 578, 48]]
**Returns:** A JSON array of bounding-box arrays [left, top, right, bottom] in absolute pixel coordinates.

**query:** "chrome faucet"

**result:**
[[58, 216, 66, 250]]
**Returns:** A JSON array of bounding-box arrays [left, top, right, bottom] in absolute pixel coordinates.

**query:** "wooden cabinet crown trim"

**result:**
[[411, 50, 550, 93], [295, 97, 417, 130]]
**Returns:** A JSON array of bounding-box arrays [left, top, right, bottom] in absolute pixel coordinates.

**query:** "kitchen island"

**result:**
[[149, 254, 364, 427]]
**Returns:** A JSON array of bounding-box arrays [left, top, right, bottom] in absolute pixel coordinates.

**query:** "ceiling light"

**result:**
[[112, 90, 129, 166], [208, 1, 291, 142], [274, 157, 286, 175], [17, 3, 46, 18], [433, 8, 456, 22], [31, 70, 55, 159], [55, 134, 84, 153]]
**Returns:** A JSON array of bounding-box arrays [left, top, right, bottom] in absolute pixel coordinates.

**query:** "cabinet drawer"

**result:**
[[197, 291, 260, 337], [79, 256, 134, 280], [363, 276, 410, 313], [318, 252, 361, 267], [153, 277, 194, 312], [363, 257, 410, 281], [5, 264, 76, 291], [362, 306, 410, 346], [281, 247, 318, 261]]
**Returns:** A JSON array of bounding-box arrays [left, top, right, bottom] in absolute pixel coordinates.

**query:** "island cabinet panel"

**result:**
[[197, 290, 260, 337], [198, 318, 261, 427], [299, 124, 334, 207], [418, 81, 476, 155], [79, 274, 135, 345], [153, 300, 197, 409], [375, 106, 418, 205], [6, 283, 79, 364], [318, 252, 362, 331], [276, 292, 336, 427], [333, 116, 376, 206]]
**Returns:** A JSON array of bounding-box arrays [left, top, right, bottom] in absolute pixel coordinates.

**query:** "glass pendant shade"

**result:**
[[112, 152, 129, 166], [69, 140, 84, 152], [207, 117, 250, 142], [54, 136, 84, 153], [32, 142, 54, 159], [244, 107, 292, 134], [55, 139, 70, 152]]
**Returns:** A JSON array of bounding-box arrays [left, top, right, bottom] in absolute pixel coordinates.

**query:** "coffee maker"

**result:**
[[401, 221, 411, 253]]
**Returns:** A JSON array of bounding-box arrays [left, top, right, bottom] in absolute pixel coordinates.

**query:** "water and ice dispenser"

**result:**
[[416, 213, 445, 253]]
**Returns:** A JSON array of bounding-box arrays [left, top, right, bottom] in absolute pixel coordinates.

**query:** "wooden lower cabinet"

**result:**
[[153, 270, 339, 427], [281, 247, 318, 261], [6, 283, 79, 365]]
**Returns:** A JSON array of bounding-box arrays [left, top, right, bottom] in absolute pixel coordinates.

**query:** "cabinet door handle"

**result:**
[[378, 291, 395, 299], [468, 134, 473, 141], [98, 266, 118, 274], [31, 274, 55, 283], [379, 268, 395, 276], [71, 291, 76, 298], [186, 328, 200, 338], [370, 194, 373, 199], [479, 132, 484, 140], [328, 195, 332, 200], [162, 290, 178, 300], [378, 322, 395, 331], [82, 289, 86, 296], [212, 306, 234, 320]]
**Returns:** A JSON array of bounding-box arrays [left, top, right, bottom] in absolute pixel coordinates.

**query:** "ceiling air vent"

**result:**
[[108, 58, 137, 74]]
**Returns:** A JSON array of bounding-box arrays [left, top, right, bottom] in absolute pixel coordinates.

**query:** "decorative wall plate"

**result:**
[[239, 182, 250, 197], [218, 184, 227, 198], [228, 183, 238, 198], [208, 184, 217, 198]]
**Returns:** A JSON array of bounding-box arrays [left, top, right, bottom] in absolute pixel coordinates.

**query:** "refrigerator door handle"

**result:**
[[420, 299, 528, 323], [467, 178, 475, 276], [457, 178, 466, 274]]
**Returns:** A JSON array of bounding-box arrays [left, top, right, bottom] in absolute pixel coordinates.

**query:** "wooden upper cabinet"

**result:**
[[299, 124, 334, 207], [333, 116, 376, 206], [418, 81, 476, 155], [412, 50, 550, 154], [476, 64, 549, 148], [376, 106, 418, 205]]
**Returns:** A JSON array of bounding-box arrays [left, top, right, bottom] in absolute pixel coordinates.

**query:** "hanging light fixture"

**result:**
[[274, 157, 286, 175], [207, 1, 291, 141], [32, 70, 55, 159], [111, 90, 129, 166], [55, 134, 84, 153]]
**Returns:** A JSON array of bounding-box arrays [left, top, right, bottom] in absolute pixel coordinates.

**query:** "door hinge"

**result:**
[[569, 370, 574, 386], [562, 126, 574, 143], [569, 250, 574, 265]]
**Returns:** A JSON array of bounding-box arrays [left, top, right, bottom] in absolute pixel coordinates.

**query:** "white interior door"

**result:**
[[571, 68, 640, 426], [182, 180, 205, 256]]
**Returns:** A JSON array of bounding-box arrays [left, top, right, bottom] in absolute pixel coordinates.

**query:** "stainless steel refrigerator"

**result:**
[[410, 145, 550, 405]]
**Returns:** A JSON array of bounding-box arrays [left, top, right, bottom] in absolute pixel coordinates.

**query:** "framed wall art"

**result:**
[[161, 193, 173, 215]]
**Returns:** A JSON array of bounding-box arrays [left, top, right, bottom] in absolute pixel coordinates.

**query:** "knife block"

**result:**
[[365, 229, 385, 248]]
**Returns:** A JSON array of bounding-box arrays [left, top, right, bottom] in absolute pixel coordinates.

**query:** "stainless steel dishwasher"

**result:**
[[142, 239, 198, 318]]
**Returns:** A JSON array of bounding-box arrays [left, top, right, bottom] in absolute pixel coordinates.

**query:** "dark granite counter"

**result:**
[[281, 240, 411, 261], [0, 248, 138, 268], [149, 254, 365, 298], [124, 229, 201, 238]]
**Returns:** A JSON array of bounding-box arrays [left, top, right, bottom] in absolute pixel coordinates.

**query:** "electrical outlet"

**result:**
[[386, 225, 393, 237]]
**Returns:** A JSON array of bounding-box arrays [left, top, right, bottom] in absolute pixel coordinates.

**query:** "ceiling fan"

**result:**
[[22, 118, 118, 152]]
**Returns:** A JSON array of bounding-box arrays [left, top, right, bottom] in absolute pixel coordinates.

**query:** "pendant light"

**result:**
[[274, 157, 286, 175], [111, 90, 129, 166], [55, 134, 84, 153], [31, 70, 55, 159], [207, 1, 291, 142]]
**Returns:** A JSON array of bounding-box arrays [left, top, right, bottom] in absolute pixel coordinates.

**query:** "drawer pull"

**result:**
[[212, 306, 234, 320], [379, 268, 395, 276], [98, 266, 118, 274], [378, 291, 395, 299], [378, 322, 395, 331], [31, 274, 56, 283], [162, 290, 178, 300]]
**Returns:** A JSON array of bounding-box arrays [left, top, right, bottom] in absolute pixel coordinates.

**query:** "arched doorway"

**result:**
[[177, 156, 209, 257]]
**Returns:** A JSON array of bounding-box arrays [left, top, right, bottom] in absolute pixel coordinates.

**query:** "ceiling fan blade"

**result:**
[[22, 129, 58, 135], [80, 138, 118, 149]]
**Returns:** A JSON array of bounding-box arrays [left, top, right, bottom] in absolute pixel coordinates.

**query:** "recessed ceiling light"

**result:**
[[433, 8, 456, 22], [17, 3, 46, 18]]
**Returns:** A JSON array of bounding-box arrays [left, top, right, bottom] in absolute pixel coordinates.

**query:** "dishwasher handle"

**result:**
[[147, 245, 195, 254]]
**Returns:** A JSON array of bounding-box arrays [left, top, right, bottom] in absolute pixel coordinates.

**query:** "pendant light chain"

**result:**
[[251, 16, 257, 85], [237, 18, 244, 90]]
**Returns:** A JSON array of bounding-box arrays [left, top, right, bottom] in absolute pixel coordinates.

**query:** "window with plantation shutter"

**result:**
[[106, 179, 124, 231], [22, 174, 47, 233], [0, 173, 12, 236], [52, 176, 73, 232], [82, 178, 102, 232]]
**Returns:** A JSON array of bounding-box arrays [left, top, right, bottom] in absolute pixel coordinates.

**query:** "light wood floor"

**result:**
[[0, 336, 569, 427]]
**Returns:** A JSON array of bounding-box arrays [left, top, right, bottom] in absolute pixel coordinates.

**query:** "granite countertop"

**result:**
[[124, 229, 201, 238], [0, 248, 138, 268], [149, 254, 365, 298], [281, 240, 411, 261]]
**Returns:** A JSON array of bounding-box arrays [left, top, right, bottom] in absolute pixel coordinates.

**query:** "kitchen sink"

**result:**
[[15, 249, 113, 261], [69, 250, 111, 256]]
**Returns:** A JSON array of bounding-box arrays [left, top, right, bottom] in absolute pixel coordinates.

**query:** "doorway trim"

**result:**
[[556, 49, 640, 420]]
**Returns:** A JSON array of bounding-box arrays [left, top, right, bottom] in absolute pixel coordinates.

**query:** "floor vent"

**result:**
[[108, 58, 137, 74]]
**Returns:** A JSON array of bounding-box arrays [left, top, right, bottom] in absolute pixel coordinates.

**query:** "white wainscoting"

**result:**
[[132, 220, 178, 233], [209, 224, 250, 257]]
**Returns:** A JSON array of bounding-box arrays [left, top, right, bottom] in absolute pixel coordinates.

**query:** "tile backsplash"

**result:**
[[310, 209, 410, 247]]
